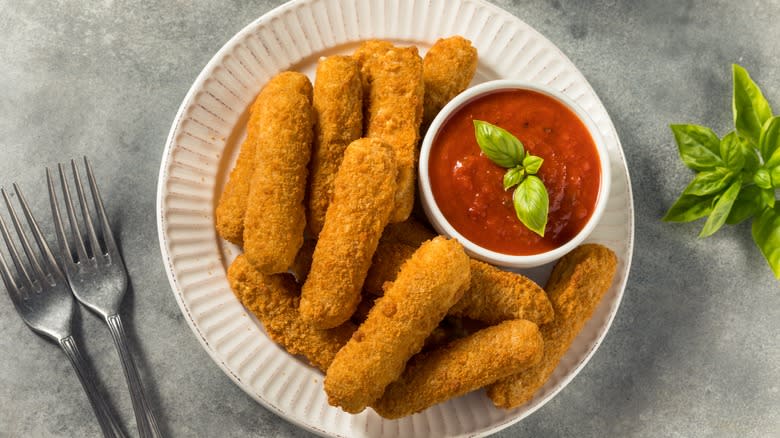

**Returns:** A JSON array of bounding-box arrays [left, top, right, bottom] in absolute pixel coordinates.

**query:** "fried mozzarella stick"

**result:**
[[243, 72, 314, 274], [227, 255, 355, 372], [215, 93, 266, 245], [487, 244, 617, 408], [355, 41, 424, 223], [422, 36, 478, 127], [300, 138, 398, 329], [324, 237, 471, 413], [307, 56, 364, 236], [364, 242, 554, 325], [372, 319, 544, 419]]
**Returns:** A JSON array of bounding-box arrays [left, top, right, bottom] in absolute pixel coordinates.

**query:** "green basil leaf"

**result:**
[[523, 154, 544, 175], [503, 166, 524, 190], [760, 188, 776, 209], [726, 185, 761, 225], [771, 166, 780, 188], [758, 116, 780, 163], [473, 120, 524, 168], [671, 124, 723, 170], [733, 64, 773, 145], [699, 179, 741, 238], [751, 205, 780, 278], [754, 168, 772, 189], [513, 175, 549, 237], [682, 167, 734, 196], [719, 132, 747, 171], [765, 140, 780, 169], [663, 194, 715, 222]]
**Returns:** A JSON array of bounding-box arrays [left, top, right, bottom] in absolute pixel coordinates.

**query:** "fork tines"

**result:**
[[0, 184, 62, 300], [48, 158, 116, 265]]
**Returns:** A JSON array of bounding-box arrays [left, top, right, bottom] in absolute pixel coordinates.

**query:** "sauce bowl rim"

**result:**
[[418, 79, 612, 268]]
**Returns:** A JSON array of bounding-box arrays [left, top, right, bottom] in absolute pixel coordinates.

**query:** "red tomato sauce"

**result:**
[[429, 89, 601, 255]]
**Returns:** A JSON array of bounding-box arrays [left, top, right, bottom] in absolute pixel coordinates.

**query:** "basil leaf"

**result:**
[[682, 167, 734, 196], [719, 132, 747, 171], [726, 185, 761, 225], [473, 120, 524, 168], [752, 205, 780, 278], [754, 168, 772, 189], [513, 175, 549, 237], [699, 179, 741, 238], [671, 124, 723, 170], [760, 188, 776, 209], [758, 116, 780, 163], [771, 166, 780, 188], [503, 166, 524, 190], [733, 64, 772, 144], [765, 139, 780, 169], [663, 194, 715, 222], [523, 154, 544, 175]]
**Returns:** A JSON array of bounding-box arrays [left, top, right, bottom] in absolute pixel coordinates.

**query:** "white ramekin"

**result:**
[[418, 80, 611, 269]]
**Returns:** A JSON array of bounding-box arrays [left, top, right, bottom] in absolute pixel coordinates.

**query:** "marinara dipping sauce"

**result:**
[[428, 89, 601, 255]]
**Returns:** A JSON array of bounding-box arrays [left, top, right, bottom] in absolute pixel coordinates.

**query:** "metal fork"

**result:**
[[0, 184, 127, 438], [48, 158, 162, 438]]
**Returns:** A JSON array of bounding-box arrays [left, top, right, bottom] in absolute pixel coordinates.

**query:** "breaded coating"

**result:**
[[351, 295, 454, 353], [380, 217, 436, 247], [355, 41, 424, 223], [243, 72, 314, 274], [289, 239, 316, 283], [364, 241, 553, 325], [422, 36, 478, 127], [363, 242, 415, 294], [215, 94, 266, 245], [487, 244, 617, 409], [372, 319, 543, 419], [307, 56, 364, 236], [352, 40, 394, 100], [449, 259, 553, 325], [300, 138, 398, 329], [350, 293, 377, 325], [227, 255, 355, 372], [324, 237, 471, 413]]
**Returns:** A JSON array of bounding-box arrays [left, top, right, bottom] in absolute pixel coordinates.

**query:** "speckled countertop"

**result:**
[[0, 1, 777, 437]]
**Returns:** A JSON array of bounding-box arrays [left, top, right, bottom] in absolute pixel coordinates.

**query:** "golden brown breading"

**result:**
[[350, 293, 377, 325], [379, 217, 436, 247], [352, 40, 394, 102], [243, 72, 314, 274], [300, 138, 398, 329], [364, 242, 554, 325], [487, 244, 617, 409], [449, 260, 553, 325], [215, 93, 266, 245], [307, 56, 364, 236], [363, 242, 415, 294], [324, 237, 471, 413], [372, 319, 543, 419], [289, 238, 316, 283], [355, 41, 424, 223], [227, 255, 355, 372], [422, 36, 478, 127]]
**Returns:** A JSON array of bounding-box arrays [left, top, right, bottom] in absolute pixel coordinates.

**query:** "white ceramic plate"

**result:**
[[156, 0, 635, 436]]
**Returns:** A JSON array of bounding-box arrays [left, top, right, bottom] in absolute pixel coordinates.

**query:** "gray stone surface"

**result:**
[[0, 0, 778, 436]]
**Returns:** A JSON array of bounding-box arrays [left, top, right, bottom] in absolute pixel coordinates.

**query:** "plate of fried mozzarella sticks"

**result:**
[[156, 0, 634, 436]]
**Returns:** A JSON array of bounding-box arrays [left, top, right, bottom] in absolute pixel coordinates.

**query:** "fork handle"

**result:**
[[59, 336, 127, 438], [106, 314, 163, 438]]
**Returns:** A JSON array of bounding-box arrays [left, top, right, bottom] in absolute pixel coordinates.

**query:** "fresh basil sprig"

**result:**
[[664, 64, 780, 279], [473, 120, 549, 236]]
